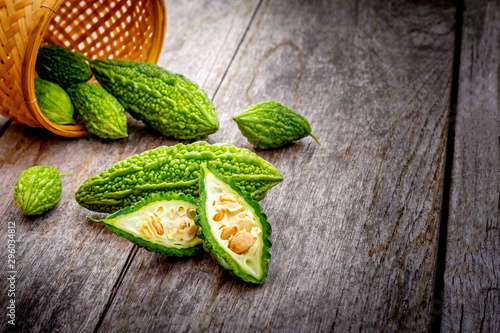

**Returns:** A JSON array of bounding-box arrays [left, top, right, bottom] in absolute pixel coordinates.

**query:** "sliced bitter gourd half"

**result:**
[[88, 192, 203, 256], [196, 165, 272, 283]]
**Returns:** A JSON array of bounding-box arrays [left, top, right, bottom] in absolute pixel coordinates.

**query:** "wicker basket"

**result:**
[[0, 0, 166, 137]]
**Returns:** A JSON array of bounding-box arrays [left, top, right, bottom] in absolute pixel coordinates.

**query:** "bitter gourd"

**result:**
[[233, 101, 321, 149], [14, 166, 70, 215], [75, 141, 283, 213], [88, 192, 203, 257], [66, 82, 128, 139], [90, 59, 219, 139], [34, 78, 75, 125], [196, 164, 271, 283], [35, 45, 92, 87]]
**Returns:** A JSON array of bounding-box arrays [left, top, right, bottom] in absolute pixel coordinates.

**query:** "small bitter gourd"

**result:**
[[14, 166, 70, 215], [66, 82, 128, 139], [196, 164, 271, 283], [88, 192, 203, 257], [90, 59, 219, 139], [34, 78, 75, 125], [35, 45, 92, 87], [233, 100, 321, 149], [75, 141, 283, 213]]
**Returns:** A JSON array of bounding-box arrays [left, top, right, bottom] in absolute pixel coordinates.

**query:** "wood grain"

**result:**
[[0, 0, 260, 331], [158, 0, 260, 98], [99, 0, 456, 331], [441, 1, 500, 331]]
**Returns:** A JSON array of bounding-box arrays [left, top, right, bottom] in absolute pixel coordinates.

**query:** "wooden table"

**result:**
[[1, 0, 498, 331]]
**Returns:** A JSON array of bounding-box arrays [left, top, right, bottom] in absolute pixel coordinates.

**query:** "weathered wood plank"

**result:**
[[441, 1, 500, 331], [0, 0, 260, 331], [158, 0, 261, 98], [99, 0, 456, 331], [0, 114, 11, 136]]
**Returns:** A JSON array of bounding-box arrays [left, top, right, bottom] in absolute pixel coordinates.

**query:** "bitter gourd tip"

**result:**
[[81, 54, 91, 62], [309, 133, 321, 146], [87, 216, 103, 223], [60, 173, 73, 177]]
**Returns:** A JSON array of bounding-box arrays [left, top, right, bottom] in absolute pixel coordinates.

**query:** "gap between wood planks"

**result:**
[[91, 2, 264, 332], [93, 246, 139, 333], [431, 0, 464, 332], [211, 0, 264, 100]]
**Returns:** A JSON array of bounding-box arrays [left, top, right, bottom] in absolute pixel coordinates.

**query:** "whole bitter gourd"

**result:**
[[35, 45, 92, 87], [75, 141, 283, 213], [90, 59, 219, 139], [196, 164, 272, 283], [34, 78, 75, 125], [14, 166, 71, 215], [88, 192, 203, 257], [66, 82, 128, 139], [233, 101, 321, 149]]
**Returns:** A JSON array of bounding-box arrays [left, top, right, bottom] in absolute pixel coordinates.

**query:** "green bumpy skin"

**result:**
[[14, 166, 64, 215], [233, 100, 321, 149], [34, 78, 75, 125], [75, 141, 283, 213], [196, 165, 272, 283], [35, 45, 92, 87], [66, 82, 128, 139], [90, 59, 219, 139], [88, 192, 203, 257]]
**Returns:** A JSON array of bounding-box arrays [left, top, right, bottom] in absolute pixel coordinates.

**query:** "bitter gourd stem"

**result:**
[[309, 133, 321, 146], [86, 216, 103, 223]]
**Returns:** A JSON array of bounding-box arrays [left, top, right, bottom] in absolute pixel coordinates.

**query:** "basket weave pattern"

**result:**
[[46, 1, 158, 61], [0, 0, 165, 136]]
